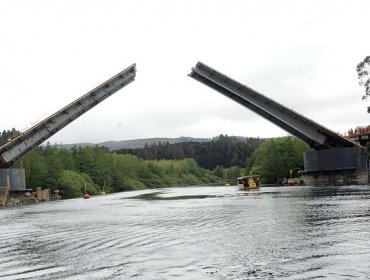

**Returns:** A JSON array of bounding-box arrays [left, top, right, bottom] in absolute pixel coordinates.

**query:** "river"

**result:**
[[1, 185, 370, 279]]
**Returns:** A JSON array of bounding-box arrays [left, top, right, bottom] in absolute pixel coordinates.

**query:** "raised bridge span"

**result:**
[[189, 62, 368, 185], [0, 64, 136, 169], [189, 62, 358, 150], [0, 64, 136, 191]]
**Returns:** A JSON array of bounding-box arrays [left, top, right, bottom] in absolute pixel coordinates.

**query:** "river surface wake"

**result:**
[[1, 185, 370, 279]]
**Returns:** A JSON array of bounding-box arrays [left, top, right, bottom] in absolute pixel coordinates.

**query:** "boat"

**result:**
[[237, 175, 260, 190]]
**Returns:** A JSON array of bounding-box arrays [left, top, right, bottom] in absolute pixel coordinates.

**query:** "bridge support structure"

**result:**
[[303, 147, 369, 185]]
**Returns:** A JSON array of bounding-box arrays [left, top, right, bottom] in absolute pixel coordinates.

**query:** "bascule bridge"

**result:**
[[1, 61, 367, 189], [0, 64, 136, 191], [189, 62, 368, 185]]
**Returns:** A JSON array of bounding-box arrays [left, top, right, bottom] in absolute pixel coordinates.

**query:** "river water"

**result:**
[[1, 185, 370, 279]]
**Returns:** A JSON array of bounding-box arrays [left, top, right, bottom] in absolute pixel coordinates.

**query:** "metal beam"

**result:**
[[0, 64, 136, 168], [189, 62, 358, 150]]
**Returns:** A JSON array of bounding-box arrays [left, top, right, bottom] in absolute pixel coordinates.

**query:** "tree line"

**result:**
[[3, 126, 310, 197], [116, 134, 264, 169], [11, 144, 222, 198], [116, 134, 310, 184], [0, 129, 20, 146], [245, 136, 309, 184]]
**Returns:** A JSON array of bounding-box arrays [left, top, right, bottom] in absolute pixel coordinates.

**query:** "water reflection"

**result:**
[[126, 191, 217, 201], [1, 185, 370, 279]]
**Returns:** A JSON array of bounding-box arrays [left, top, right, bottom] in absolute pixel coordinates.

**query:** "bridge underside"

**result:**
[[189, 62, 368, 185], [189, 62, 358, 150]]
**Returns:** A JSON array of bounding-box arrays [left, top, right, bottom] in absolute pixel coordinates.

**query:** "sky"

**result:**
[[0, 0, 369, 144]]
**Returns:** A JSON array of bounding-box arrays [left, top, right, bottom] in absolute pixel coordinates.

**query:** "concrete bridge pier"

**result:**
[[302, 147, 369, 186], [0, 168, 26, 190]]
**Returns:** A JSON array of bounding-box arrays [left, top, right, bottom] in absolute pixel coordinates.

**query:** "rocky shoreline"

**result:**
[[6, 192, 39, 207], [1, 188, 61, 208]]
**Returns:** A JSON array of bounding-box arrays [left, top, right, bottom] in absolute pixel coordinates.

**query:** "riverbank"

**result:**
[[1, 182, 224, 208], [2, 187, 62, 208], [5, 191, 38, 207]]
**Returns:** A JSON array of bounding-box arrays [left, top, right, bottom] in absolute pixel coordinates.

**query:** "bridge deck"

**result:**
[[0, 64, 136, 168], [189, 62, 359, 150]]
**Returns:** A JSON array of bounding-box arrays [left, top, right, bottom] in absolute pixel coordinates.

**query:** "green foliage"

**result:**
[[4, 127, 309, 193], [357, 56, 370, 112], [57, 170, 97, 199], [245, 136, 309, 184], [213, 166, 244, 183], [116, 134, 264, 169], [14, 144, 220, 198], [214, 166, 225, 179], [0, 128, 20, 146], [224, 166, 242, 181], [357, 56, 370, 100], [114, 178, 146, 192], [3, 124, 312, 193]]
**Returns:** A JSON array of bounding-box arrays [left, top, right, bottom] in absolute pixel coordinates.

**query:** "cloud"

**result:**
[[1, 0, 370, 144]]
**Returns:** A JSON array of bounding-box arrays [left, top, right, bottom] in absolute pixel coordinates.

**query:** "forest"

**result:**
[[2, 129, 310, 198], [245, 136, 309, 184], [116, 135, 264, 169], [11, 145, 222, 198]]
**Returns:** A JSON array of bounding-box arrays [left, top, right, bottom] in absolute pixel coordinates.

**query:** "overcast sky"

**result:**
[[1, 0, 369, 144]]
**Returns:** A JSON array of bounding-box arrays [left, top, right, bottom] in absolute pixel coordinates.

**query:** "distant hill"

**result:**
[[59, 137, 211, 151]]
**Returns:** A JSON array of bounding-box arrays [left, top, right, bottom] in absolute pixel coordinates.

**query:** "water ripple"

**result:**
[[1, 186, 370, 279]]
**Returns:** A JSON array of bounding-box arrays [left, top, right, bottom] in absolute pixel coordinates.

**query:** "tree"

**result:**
[[11, 142, 222, 198], [24, 147, 48, 188], [245, 136, 309, 184], [356, 56, 370, 112], [0, 128, 20, 146], [116, 135, 264, 169], [57, 170, 97, 198]]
